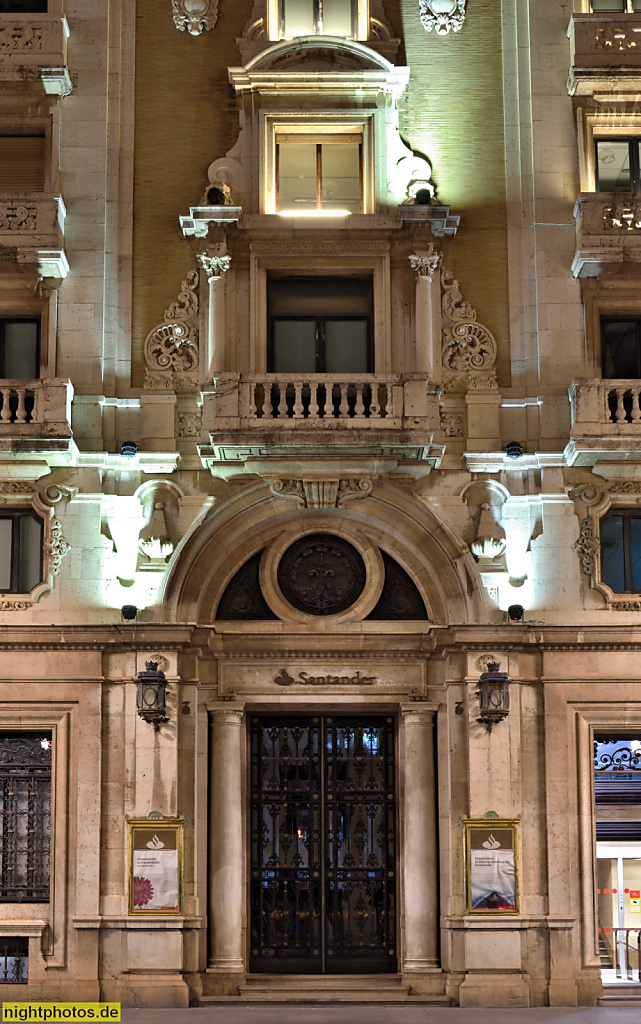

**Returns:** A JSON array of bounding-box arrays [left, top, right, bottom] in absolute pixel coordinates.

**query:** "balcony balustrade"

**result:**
[[572, 193, 641, 277], [568, 14, 641, 95], [0, 378, 73, 453], [203, 373, 439, 432], [0, 13, 71, 96], [568, 378, 641, 462]]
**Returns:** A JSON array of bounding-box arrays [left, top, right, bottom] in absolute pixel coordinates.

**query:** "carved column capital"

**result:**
[[198, 250, 231, 282], [409, 251, 442, 282]]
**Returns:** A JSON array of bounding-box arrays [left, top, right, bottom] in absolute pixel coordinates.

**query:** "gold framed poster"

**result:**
[[462, 812, 520, 915], [126, 812, 184, 915]]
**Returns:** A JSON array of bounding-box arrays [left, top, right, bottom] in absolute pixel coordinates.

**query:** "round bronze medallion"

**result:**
[[277, 533, 366, 616]]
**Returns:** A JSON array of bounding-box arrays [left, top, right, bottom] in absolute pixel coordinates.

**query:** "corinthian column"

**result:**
[[409, 251, 441, 377], [198, 249, 231, 376], [401, 703, 440, 973], [208, 702, 245, 974]]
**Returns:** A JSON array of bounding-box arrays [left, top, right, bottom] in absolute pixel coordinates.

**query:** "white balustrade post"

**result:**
[[208, 702, 246, 977], [401, 703, 440, 975]]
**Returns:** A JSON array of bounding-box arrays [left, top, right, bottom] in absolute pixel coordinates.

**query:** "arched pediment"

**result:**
[[244, 36, 394, 74], [161, 481, 485, 626]]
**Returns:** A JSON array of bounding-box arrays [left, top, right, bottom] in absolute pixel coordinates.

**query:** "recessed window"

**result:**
[[280, 0, 356, 37], [0, 733, 51, 903], [268, 276, 372, 373], [0, 136, 45, 192], [590, 0, 641, 10], [0, 510, 44, 594], [0, 0, 47, 10], [601, 510, 641, 593], [601, 319, 641, 379], [596, 139, 641, 193], [0, 320, 39, 380], [277, 135, 362, 214]]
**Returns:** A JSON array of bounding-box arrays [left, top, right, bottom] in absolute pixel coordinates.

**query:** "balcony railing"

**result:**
[[202, 373, 439, 433], [0, 14, 71, 95], [572, 193, 641, 276], [569, 378, 641, 433], [0, 378, 73, 440], [568, 14, 641, 93]]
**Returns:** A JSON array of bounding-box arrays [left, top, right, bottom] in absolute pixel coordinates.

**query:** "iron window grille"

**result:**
[[595, 139, 641, 193], [0, 510, 44, 594], [280, 0, 356, 38], [0, 320, 40, 381], [600, 509, 641, 593], [0, 938, 28, 984], [0, 733, 51, 902]]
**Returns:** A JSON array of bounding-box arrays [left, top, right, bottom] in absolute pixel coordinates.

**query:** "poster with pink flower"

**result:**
[[128, 820, 183, 915]]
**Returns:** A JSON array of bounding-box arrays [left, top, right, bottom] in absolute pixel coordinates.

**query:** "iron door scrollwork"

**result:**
[[249, 716, 396, 974]]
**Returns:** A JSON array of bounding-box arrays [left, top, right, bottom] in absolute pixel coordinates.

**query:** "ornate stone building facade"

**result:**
[[0, 0, 640, 1009]]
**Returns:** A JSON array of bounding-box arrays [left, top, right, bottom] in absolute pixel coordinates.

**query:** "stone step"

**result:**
[[598, 984, 641, 1006], [242, 973, 407, 988], [199, 993, 452, 1005]]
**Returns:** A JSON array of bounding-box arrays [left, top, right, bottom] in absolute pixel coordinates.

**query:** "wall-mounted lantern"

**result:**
[[136, 661, 168, 731], [476, 661, 510, 732]]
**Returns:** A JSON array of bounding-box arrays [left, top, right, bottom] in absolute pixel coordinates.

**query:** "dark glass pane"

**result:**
[[2, 321, 38, 380], [283, 0, 314, 35], [0, 519, 12, 592], [591, 0, 626, 9], [596, 140, 631, 192], [0, 1, 47, 11], [18, 515, 43, 593], [631, 517, 641, 590], [602, 321, 640, 378], [634, 0, 641, 11], [272, 320, 316, 373], [601, 514, 625, 593], [325, 320, 368, 372], [269, 277, 372, 317]]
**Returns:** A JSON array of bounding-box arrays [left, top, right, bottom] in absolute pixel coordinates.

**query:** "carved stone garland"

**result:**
[[573, 518, 598, 577], [144, 271, 200, 393], [172, 0, 218, 35], [418, 0, 467, 35], [441, 269, 497, 392]]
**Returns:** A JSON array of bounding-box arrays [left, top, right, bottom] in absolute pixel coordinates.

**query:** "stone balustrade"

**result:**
[[568, 14, 641, 95], [0, 14, 71, 95], [0, 197, 66, 249], [572, 193, 641, 277], [0, 378, 73, 444], [569, 379, 641, 462], [202, 373, 440, 432]]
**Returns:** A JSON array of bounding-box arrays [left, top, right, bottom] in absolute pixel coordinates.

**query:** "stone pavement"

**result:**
[[118, 1009, 641, 1024]]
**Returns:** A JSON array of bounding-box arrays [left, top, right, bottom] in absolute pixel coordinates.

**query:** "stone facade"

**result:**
[[0, 0, 639, 1009]]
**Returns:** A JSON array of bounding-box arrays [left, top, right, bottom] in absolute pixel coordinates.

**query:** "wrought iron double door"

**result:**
[[250, 715, 396, 974]]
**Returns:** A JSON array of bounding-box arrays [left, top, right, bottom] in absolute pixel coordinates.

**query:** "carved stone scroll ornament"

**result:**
[[419, 0, 466, 35], [441, 269, 497, 380], [45, 518, 70, 577], [270, 477, 374, 509], [144, 271, 200, 390], [573, 518, 598, 577], [172, 0, 218, 35]]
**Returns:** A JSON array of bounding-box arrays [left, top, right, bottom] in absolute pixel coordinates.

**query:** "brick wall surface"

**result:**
[[132, 0, 509, 385]]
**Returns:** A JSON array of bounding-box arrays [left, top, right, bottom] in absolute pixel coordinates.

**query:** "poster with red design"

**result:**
[[463, 817, 520, 915], [127, 818, 184, 915]]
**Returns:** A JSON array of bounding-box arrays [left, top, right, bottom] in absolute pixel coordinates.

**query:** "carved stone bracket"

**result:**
[[270, 477, 374, 509], [441, 269, 497, 388], [198, 249, 231, 283], [419, 0, 466, 35], [45, 518, 70, 577], [409, 251, 442, 282], [573, 518, 597, 577], [172, 0, 218, 35], [144, 270, 200, 391]]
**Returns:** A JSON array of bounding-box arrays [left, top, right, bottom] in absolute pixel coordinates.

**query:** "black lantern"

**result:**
[[136, 661, 168, 731], [476, 661, 510, 732]]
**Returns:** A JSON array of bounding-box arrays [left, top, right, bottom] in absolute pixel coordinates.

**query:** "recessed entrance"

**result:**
[[249, 715, 396, 974]]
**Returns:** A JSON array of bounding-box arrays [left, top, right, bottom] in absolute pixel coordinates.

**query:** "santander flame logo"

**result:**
[[146, 834, 165, 850], [482, 834, 501, 850]]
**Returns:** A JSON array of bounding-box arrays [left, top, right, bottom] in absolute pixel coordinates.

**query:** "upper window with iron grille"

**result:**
[[0, 733, 51, 902]]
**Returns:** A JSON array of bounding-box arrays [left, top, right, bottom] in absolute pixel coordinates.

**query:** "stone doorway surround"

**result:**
[[203, 649, 443, 997]]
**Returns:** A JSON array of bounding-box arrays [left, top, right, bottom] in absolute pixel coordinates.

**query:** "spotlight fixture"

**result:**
[[206, 185, 225, 206], [507, 604, 524, 622], [415, 188, 432, 205], [121, 442, 139, 459], [121, 604, 138, 621], [506, 441, 523, 460]]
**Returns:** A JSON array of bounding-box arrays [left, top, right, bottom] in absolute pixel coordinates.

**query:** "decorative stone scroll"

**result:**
[[573, 517, 597, 577], [0, 24, 42, 50], [0, 206, 37, 232], [595, 24, 641, 51], [270, 477, 374, 510], [45, 518, 70, 577], [172, 0, 218, 35], [144, 271, 200, 391], [603, 204, 641, 232], [418, 0, 466, 35], [441, 270, 497, 388]]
